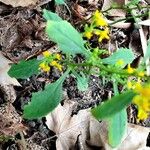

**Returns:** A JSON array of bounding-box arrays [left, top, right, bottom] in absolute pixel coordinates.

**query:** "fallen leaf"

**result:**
[[88, 0, 99, 6], [46, 100, 150, 150], [138, 19, 150, 26], [0, 0, 39, 7], [46, 100, 103, 150], [102, 0, 126, 17], [0, 104, 23, 136], [108, 20, 131, 29], [117, 123, 150, 150], [0, 52, 20, 86]]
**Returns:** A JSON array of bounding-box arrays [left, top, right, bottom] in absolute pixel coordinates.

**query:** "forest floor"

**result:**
[[0, 0, 150, 149]]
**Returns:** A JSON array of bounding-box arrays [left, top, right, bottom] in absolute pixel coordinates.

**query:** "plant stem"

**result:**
[[109, 13, 148, 26]]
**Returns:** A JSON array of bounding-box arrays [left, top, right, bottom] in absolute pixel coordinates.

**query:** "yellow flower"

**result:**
[[138, 71, 145, 77], [127, 64, 135, 74], [51, 61, 57, 66], [39, 62, 50, 72], [83, 31, 93, 39], [93, 10, 108, 27], [55, 54, 61, 60], [55, 63, 62, 71], [43, 51, 51, 58], [127, 81, 133, 89], [132, 84, 150, 121], [137, 108, 148, 121], [94, 27, 109, 42], [51, 61, 62, 71]]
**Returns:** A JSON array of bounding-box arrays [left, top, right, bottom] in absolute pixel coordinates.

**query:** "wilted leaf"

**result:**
[[8, 59, 41, 79], [102, 48, 135, 67], [0, 0, 38, 7], [91, 91, 136, 119], [46, 21, 87, 56]]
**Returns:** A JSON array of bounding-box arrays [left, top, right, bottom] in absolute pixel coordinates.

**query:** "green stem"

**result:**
[[102, 5, 150, 14], [113, 79, 119, 95], [62, 59, 147, 79], [109, 13, 148, 26]]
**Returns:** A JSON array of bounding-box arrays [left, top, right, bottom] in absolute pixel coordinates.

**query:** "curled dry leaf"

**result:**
[[46, 100, 150, 150], [0, 0, 39, 7]]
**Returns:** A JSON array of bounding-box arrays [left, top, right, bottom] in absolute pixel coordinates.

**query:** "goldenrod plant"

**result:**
[[8, 9, 150, 148]]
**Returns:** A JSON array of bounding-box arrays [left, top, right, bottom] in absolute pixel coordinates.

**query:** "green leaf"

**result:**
[[91, 91, 136, 119], [23, 70, 70, 119], [46, 20, 87, 56], [8, 59, 41, 79], [43, 9, 62, 21], [108, 109, 127, 148], [76, 73, 88, 91], [55, 0, 65, 4], [102, 48, 135, 68]]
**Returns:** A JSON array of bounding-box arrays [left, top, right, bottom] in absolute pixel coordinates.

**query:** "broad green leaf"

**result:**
[[91, 91, 136, 119], [102, 48, 135, 68], [46, 20, 87, 56], [43, 9, 62, 21], [108, 109, 127, 148], [8, 59, 41, 79], [76, 73, 88, 91], [55, 0, 65, 4], [107, 79, 127, 148], [23, 70, 69, 119]]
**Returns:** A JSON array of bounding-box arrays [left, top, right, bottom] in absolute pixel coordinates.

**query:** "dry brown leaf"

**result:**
[[0, 0, 39, 7], [117, 124, 150, 150], [46, 100, 150, 150], [46, 101, 102, 150], [0, 104, 23, 136], [108, 20, 131, 29], [102, 0, 126, 17], [0, 52, 20, 86]]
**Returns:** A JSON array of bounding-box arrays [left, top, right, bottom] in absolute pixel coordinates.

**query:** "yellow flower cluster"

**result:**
[[39, 51, 62, 72], [126, 64, 148, 121], [126, 64, 145, 77], [93, 10, 108, 27], [83, 10, 109, 42], [133, 83, 150, 121]]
